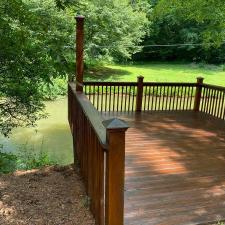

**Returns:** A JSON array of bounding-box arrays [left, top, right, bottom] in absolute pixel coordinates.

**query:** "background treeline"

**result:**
[[134, 0, 225, 64]]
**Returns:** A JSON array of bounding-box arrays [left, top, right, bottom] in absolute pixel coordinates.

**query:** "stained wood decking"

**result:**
[[104, 111, 225, 225]]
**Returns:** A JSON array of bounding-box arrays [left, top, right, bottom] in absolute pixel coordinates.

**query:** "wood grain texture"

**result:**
[[136, 76, 144, 112], [68, 83, 106, 225], [103, 111, 225, 225]]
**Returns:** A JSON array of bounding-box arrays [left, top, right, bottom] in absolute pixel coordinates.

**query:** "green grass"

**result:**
[[84, 62, 225, 86]]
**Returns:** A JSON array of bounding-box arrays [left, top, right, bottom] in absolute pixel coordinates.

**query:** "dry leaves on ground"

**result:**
[[0, 165, 95, 225]]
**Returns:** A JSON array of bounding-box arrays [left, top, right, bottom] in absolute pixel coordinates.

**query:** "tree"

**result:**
[[56, 0, 150, 62], [0, 0, 150, 135], [0, 0, 73, 135], [134, 0, 225, 63], [154, 0, 225, 47]]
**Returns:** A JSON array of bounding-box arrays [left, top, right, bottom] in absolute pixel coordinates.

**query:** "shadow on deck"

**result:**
[[104, 111, 225, 225]]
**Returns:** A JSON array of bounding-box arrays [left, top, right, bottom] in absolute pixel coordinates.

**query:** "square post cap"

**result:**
[[103, 118, 129, 131], [137, 76, 144, 80], [196, 77, 204, 83]]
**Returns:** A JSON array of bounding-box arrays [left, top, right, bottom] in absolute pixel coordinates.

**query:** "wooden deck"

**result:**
[[104, 111, 225, 225]]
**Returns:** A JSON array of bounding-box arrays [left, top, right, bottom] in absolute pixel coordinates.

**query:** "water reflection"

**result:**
[[0, 98, 73, 165]]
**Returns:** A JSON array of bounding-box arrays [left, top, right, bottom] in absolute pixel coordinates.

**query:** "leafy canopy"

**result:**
[[154, 0, 225, 47], [56, 0, 150, 62], [0, 0, 73, 135], [0, 0, 150, 135]]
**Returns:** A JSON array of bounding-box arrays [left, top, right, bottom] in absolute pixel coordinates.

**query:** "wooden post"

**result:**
[[136, 76, 144, 112], [75, 15, 85, 91], [103, 118, 129, 225], [194, 77, 204, 112]]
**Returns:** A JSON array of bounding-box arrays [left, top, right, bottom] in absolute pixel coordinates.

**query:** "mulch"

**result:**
[[0, 165, 95, 225]]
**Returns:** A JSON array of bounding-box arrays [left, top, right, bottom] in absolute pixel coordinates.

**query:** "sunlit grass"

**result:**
[[84, 62, 225, 86]]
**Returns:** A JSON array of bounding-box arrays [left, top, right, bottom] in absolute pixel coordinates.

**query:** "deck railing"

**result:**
[[69, 78, 225, 225], [142, 82, 197, 111], [84, 77, 225, 120], [84, 81, 138, 112], [200, 84, 225, 120], [84, 77, 197, 112], [68, 83, 129, 225]]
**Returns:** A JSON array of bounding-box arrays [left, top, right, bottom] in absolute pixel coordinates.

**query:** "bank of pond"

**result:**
[[0, 98, 73, 172]]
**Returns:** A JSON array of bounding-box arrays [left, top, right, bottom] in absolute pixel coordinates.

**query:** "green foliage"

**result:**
[[0, 0, 150, 136], [101, 62, 225, 86], [0, 145, 18, 173], [16, 146, 55, 170], [135, 0, 225, 64], [40, 78, 68, 100], [0, 144, 55, 174], [154, 0, 225, 47], [57, 0, 150, 62], [0, 0, 74, 136]]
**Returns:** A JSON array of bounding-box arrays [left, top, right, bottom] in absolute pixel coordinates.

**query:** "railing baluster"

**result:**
[[209, 88, 214, 114], [179, 86, 182, 110], [109, 86, 112, 111], [175, 86, 179, 110], [116, 86, 119, 112], [144, 86, 147, 110], [132, 86, 135, 112], [172, 86, 176, 110], [113, 86, 116, 111], [124, 86, 128, 111], [127, 86, 131, 111], [165, 86, 169, 110], [219, 91, 225, 118], [121, 86, 124, 111]]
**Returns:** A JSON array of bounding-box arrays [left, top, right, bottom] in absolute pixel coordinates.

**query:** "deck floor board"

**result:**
[[104, 111, 225, 225]]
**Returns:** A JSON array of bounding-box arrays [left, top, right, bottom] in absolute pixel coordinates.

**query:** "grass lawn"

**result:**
[[84, 62, 225, 87]]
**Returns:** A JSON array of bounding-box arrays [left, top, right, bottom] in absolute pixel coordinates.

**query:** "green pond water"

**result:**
[[0, 97, 73, 165]]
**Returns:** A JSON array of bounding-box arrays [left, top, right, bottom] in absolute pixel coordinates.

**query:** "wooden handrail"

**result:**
[[143, 82, 196, 86], [69, 83, 107, 147], [84, 81, 197, 86], [69, 82, 129, 225], [202, 83, 225, 91], [84, 78, 198, 112], [84, 81, 137, 86], [83, 78, 225, 120]]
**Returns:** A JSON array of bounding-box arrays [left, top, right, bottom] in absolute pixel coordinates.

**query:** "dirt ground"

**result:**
[[0, 165, 95, 225]]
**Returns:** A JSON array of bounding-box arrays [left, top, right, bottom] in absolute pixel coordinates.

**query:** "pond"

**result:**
[[0, 97, 73, 165]]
